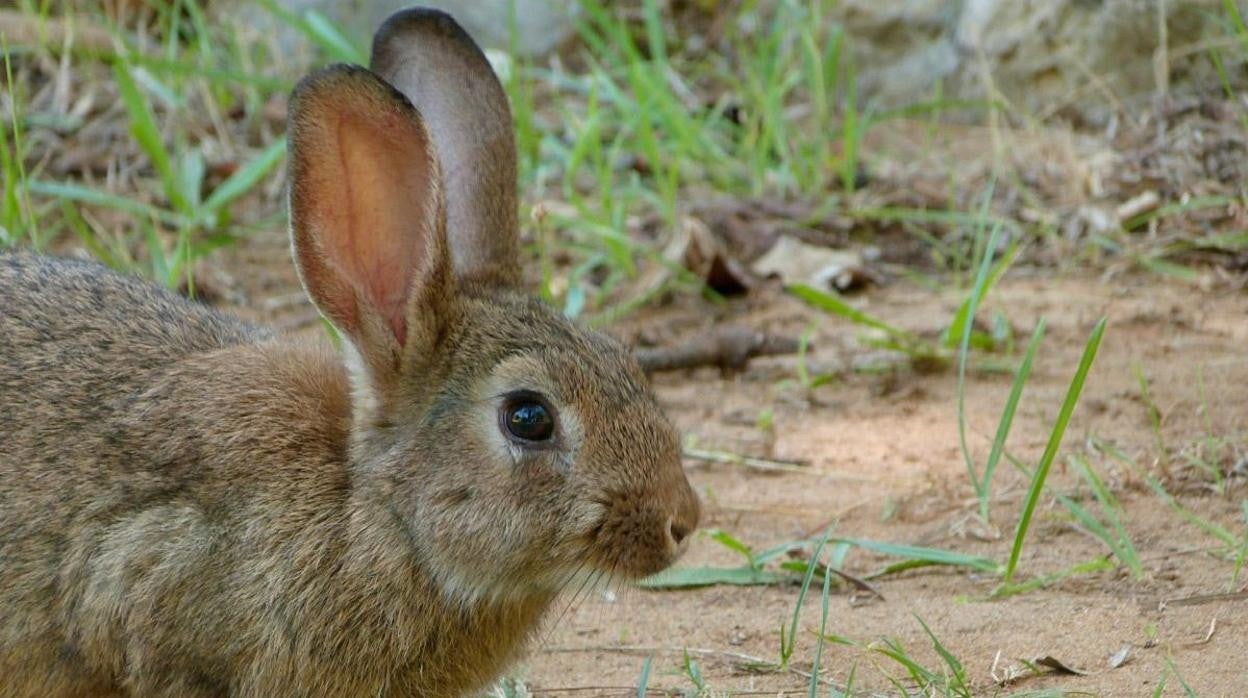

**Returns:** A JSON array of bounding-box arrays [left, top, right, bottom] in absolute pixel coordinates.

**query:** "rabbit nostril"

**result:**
[[667, 517, 690, 546]]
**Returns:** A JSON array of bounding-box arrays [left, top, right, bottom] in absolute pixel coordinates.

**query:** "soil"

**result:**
[[511, 273, 1248, 697], [211, 230, 1248, 696]]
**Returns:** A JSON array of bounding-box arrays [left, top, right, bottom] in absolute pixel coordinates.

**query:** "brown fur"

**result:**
[[0, 8, 698, 697]]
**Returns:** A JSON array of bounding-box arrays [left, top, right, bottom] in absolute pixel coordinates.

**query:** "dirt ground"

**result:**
[[518, 273, 1248, 696], [211, 225, 1247, 695]]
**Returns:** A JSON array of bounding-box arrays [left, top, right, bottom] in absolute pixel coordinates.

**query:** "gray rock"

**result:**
[[835, 0, 1230, 122], [236, 0, 579, 59]]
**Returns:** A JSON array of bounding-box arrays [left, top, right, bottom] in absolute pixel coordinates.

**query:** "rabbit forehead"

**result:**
[[450, 290, 653, 409]]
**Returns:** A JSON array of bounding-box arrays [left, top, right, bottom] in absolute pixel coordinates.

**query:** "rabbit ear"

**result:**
[[370, 8, 521, 288], [287, 64, 452, 381]]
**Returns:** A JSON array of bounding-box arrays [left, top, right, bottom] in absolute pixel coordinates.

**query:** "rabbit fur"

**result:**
[[0, 7, 699, 697]]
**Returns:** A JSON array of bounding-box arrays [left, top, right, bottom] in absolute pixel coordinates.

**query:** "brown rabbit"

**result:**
[[0, 7, 699, 697]]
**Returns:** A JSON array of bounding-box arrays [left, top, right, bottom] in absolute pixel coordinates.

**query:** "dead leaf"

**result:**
[[1116, 190, 1161, 223], [751, 236, 880, 292], [675, 216, 753, 295], [1029, 655, 1089, 676]]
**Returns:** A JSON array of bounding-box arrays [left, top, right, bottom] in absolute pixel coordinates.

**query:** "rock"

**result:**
[[417, 0, 579, 56], [834, 0, 1229, 124], [233, 0, 579, 60], [835, 0, 961, 103]]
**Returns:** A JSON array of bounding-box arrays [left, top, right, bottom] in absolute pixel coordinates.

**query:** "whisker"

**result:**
[[535, 563, 594, 652]]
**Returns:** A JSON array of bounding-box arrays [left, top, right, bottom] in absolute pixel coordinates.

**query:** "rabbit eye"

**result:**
[[501, 393, 555, 443]]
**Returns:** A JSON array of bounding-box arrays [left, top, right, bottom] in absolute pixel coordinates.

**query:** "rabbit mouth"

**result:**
[[584, 506, 685, 580]]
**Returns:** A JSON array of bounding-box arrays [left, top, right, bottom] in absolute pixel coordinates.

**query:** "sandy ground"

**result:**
[[507, 273, 1248, 696], [213, 228, 1247, 695]]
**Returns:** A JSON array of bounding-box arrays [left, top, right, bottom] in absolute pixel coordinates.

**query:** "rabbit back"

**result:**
[[0, 253, 266, 695]]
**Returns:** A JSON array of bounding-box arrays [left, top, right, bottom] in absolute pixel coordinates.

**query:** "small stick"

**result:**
[[682, 446, 810, 473], [1158, 589, 1248, 610], [543, 644, 837, 687], [634, 325, 802, 373]]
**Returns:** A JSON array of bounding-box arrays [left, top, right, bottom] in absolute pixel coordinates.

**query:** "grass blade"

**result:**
[[636, 657, 652, 698], [789, 284, 918, 343], [1233, 501, 1248, 588], [27, 181, 188, 227], [781, 529, 831, 667], [844, 537, 1001, 574], [113, 61, 190, 215], [954, 218, 1003, 506], [201, 139, 287, 219], [977, 319, 1047, 522], [807, 547, 835, 698], [1005, 317, 1108, 581], [637, 565, 788, 589]]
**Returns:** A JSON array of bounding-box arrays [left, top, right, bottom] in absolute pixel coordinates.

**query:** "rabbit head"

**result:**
[[286, 9, 700, 607]]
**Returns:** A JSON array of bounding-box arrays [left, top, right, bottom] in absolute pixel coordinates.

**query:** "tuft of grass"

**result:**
[[867, 618, 972, 698], [1089, 436, 1248, 589], [507, 0, 940, 318], [1055, 455, 1144, 578], [793, 185, 1021, 375], [5, 0, 295, 287]]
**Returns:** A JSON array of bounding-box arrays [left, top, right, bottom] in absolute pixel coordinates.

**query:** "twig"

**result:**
[[528, 687, 788, 696], [542, 645, 837, 687], [1158, 589, 1248, 611], [682, 446, 810, 474], [634, 325, 801, 373], [1185, 616, 1218, 647]]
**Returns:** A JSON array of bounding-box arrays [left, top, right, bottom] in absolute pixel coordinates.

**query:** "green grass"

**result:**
[[1003, 317, 1108, 582], [3, 0, 1245, 307], [1056, 454, 1144, 578], [2, 0, 295, 288]]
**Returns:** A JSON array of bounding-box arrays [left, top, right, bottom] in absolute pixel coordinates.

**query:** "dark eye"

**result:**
[[502, 395, 555, 442]]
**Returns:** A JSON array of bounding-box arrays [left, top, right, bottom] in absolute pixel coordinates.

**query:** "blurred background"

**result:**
[[4, 0, 1246, 310]]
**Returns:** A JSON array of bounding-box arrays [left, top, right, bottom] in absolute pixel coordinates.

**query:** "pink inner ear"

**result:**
[[332, 114, 431, 343], [306, 107, 436, 346]]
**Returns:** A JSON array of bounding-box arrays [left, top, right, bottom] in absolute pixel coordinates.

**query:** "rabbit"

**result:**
[[0, 7, 700, 698]]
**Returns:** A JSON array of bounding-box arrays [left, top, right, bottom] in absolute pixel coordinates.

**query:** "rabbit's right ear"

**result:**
[[370, 9, 521, 288], [287, 65, 452, 383]]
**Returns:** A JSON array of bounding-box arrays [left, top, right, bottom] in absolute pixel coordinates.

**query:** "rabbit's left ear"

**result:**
[[287, 65, 453, 385], [370, 8, 521, 288]]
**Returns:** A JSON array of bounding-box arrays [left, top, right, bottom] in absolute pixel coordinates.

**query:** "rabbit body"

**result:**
[[0, 254, 547, 697], [0, 7, 699, 697]]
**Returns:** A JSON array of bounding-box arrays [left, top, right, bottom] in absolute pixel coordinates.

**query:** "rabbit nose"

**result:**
[[665, 483, 700, 551], [667, 516, 691, 546]]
